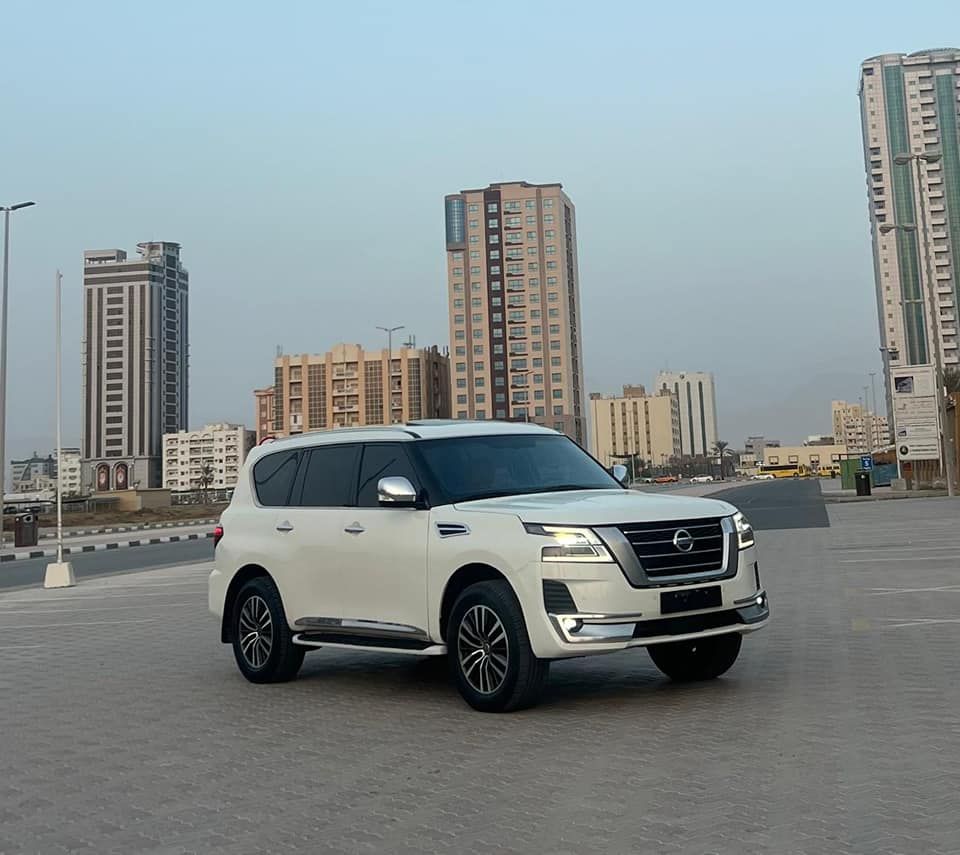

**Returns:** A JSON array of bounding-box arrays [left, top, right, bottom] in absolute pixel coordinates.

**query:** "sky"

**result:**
[[2, 0, 956, 462]]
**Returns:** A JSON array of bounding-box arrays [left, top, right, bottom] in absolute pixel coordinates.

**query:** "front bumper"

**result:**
[[548, 590, 769, 647], [515, 545, 768, 659]]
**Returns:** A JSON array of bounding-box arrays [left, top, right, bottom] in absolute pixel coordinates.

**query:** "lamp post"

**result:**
[[376, 325, 404, 424], [880, 150, 955, 495], [44, 271, 75, 588], [0, 201, 36, 550]]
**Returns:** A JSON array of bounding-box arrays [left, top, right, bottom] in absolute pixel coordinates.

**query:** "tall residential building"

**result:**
[[163, 424, 255, 492], [859, 50, 960, 406], [268, 343, 450, 436], [81, 242, 189, 491], [831, 400, 889, 454], [443, 181, 586, 444], [588, 385, 681, 469], [254, 386, 275, 444], [654, 371, 719, 457]]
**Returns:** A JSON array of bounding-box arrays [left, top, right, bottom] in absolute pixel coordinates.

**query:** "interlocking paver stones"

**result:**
[[1, 490, 960, 853]]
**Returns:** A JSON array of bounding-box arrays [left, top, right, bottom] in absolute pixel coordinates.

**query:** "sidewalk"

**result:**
[[818, 478, 948, 503], [35, 517, 218, 540]]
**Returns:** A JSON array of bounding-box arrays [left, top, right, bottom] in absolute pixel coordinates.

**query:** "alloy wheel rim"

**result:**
[[239, 595, 273, 669], [457, 604, 509, 695]]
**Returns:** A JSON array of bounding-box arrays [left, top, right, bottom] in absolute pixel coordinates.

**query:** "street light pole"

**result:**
[[0, 201, 36, 551], [894, 152, 955, 496], [376, 325, 404, 423], [44, 271, 75, 588]]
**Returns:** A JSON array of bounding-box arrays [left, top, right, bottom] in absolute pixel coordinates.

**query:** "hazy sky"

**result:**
[[2, 0, 955, 461]]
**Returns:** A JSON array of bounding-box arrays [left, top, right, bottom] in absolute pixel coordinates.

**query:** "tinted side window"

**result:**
[[298, 445, 360, 507], [253, 451, 300, 506], [356, 444, 421, 508]]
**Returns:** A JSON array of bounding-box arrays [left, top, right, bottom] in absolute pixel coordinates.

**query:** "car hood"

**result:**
[[452, 489, 736, 525]]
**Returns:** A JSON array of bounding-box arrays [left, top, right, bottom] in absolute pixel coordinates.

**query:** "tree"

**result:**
[[711, 441, 735, 480], [199, 464, 214, 504]]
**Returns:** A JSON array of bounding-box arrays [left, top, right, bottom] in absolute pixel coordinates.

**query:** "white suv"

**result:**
[[209, 421, 768, 712]]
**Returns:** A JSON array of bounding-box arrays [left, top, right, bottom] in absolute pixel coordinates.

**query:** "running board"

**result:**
[[292, 632, 447, 657]]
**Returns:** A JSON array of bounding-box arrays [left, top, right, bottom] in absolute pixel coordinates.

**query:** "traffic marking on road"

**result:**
[[867, 585, 960, 596]]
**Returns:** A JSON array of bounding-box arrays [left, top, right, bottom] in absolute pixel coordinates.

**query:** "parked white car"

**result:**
[[690, 475, 715, 483], [209, 422, 768, 712], [751, 473, 776, 481]]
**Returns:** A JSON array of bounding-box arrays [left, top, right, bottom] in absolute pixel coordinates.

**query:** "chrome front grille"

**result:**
[[618, 518, 726, 578]]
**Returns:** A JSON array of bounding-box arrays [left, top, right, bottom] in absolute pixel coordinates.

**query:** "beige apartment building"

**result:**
[[762, 444, 848, 472], [443, 181, 586, 444], [266, 343, 450, 437], [254, 386, 275, 444], [831, 400, 889, 453], [588, 386, 682, 470], [162, 424, 255, 492]]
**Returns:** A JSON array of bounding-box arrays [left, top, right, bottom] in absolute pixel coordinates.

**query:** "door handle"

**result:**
[[344, 523, 366, 535], [276, 520, 295, 532]]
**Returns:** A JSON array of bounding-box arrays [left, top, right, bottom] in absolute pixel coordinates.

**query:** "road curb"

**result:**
[[0, 531, 215, 564], [35, 518, 218, 540]]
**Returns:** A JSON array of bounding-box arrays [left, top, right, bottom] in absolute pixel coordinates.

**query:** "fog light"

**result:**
[[756, 595, 764, 605], [561, 617, 584, 633]]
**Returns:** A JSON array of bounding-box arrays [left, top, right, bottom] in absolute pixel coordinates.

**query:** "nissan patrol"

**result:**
[[209, 421, 768, 712]]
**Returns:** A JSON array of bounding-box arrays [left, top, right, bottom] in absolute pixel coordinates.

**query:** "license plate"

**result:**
[[660, 586, 722, 615]]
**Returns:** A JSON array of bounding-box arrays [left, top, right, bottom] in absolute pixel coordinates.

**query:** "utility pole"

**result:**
[[45, 271, 75, 588]]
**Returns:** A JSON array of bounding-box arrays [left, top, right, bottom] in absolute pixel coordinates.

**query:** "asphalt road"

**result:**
[[0, 538, 213, 590], [709, 478, 831, 530]]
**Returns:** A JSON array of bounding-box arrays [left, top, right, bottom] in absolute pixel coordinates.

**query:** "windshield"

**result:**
[[415, 434, 621, 504]]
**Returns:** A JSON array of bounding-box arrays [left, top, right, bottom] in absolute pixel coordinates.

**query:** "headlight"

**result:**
[[523, 524, 614, 563], [733, 511, 755, 549]]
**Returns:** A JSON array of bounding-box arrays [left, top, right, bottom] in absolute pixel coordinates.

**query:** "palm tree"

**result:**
[[711, 441, 734, 480], [199, 464, 214, 504]]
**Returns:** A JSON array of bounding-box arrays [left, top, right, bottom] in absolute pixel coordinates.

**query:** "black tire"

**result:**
[[647, 632, 742, 682], [231, 577, 305, 684], [448, 580, 549, 713]]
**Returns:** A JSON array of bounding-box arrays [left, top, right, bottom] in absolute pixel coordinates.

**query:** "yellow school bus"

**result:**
[[757, 463, 807, 478]]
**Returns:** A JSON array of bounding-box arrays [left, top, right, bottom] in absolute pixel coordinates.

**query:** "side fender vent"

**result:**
[[436, 522, 471, 538]]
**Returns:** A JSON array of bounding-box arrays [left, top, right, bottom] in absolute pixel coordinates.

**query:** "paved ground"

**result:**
[[2, 482, 959, 853]]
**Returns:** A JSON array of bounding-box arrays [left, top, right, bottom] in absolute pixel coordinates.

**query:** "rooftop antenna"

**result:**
[[276, 344, 283, 358], [403, 333, 416, 349]]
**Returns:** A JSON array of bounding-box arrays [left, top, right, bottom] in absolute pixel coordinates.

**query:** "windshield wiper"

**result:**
[[524, 485, 599, 494]]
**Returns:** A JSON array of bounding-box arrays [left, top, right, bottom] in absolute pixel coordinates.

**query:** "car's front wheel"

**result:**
[[448, 580, 549, 713], [231, 577, 305, 683], [647, 632, 742, 681]]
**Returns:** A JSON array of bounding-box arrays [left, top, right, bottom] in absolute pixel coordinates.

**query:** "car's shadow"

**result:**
[[289, 648, 751, 713]]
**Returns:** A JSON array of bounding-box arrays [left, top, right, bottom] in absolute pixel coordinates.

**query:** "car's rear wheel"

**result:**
[[448, 580, 549, 713], [232, 577, 304, 683], [647, 632, 742, 682]]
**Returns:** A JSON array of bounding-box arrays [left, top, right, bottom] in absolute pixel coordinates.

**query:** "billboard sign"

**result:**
[[890, 366, 939, 461]]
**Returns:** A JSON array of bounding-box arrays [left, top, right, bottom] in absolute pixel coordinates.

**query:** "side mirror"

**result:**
[[611, 464, 629, 486], [377, 476, 418, 507]]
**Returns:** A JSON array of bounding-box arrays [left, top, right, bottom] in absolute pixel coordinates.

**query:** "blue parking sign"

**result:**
[[860, 455, 873, 470]]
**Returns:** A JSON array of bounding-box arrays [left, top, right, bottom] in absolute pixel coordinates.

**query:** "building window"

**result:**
[[469, 235, 479, 244], [493, 328, 503, 338], [454, 314, 464, 324], [455, 330, 465, 340], [472, 313, 482, 323], [527, 247, 538, 256], [474, 345, 484, 355], [546, 245, 556, 254], [455, 346, 466, 356], [456, 379, 467, 388], [477, 409, 486, 419], [544, 214, 554, 224], [470, 266, 481, 275], [528, 262, 539, 271], [456, 362, 466, 372], [470, 251, 480, 259], [544, 229, 555, 238], [526, 199, 536, 209], [548, 308, 559, 317], [487, 202, 498, 213], [474, 361, 484, 371], [551, 372, 562, 382], [476, 394, 486, 403], [454, 299, 464, 308], [490, 265, 501, 275], [527, 231, 537, 240], [526, 215, 537, 225], [457, 394, 467, 404], [453, 267, 463, 276], [551, 357, 561, 366], [472, 297, 482, 307], [549, 324, 560, 335], [469, 220, 478, 229], [546, 261, 557, 270], [475, 377, 485, 387], [543, 199, 553, 208], [553, 406, 563, 416], [548, 292, 558, 302], [468, 203, 479, 212], [473, 329, 483, 339]]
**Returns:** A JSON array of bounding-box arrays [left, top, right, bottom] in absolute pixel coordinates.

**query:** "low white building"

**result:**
[[56, 448, 82, 497], [162, 424, 255, 493]]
